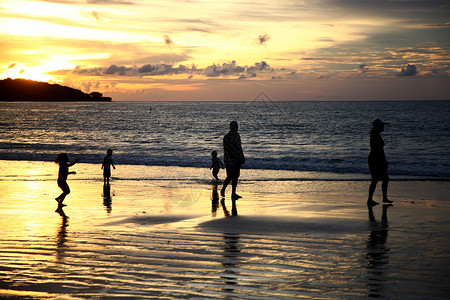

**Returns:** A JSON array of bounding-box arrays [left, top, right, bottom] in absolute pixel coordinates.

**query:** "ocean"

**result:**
[[1, 100, 449, 179]]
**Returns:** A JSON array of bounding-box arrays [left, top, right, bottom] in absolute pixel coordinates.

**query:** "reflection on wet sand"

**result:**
[[212, 183, 242, 293], [366, 204, 392, 298], [1, 172, 448, 299], [211, 182, 238, 217], [221, 233, 241, 292], [221, 199, 237, 217], [55, 207, 69, 261], [211, 183, 219, 217], [102, 183, 112, 213]]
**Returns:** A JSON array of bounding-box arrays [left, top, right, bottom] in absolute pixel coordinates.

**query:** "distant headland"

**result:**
[[0, 78, 112, 102]]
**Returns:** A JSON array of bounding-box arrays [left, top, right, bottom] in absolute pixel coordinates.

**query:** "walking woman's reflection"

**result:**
[[102, 183, 112, 213], [365, 204, 392, 298], [55, 206, 69, 260]]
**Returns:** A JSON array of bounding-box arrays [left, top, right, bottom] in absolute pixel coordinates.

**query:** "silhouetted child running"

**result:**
[[55, 153, 78, 206], [210, 150, 224, 181], [102, 149, 116, 184]]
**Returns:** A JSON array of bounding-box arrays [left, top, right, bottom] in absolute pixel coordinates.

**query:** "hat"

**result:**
[[372, 119, 390, 127]]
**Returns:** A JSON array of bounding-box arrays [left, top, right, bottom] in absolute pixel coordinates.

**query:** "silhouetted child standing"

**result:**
[[102, 149, 116, 184], [210, 150, 224, 181], [55, 153, 78, 205]]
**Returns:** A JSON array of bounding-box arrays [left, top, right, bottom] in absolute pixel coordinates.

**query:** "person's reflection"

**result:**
[[221, 198, 238, 217], [102, 183, 112, 213], [55, 206, 69, 260], [211, 183, 219, 217], [219, 199, 239, 292], [212, 182, 238, 217], [221, 233, 241, 291], [365, 204, 392, 298]]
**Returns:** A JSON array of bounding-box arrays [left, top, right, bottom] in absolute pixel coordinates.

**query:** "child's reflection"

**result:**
[[55, 207, 69, 260], [211, 183, 219, 217], [102, 183, 112, 213]]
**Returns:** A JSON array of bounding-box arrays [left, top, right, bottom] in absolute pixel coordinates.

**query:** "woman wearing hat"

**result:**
[[368, 119, 393, 206]]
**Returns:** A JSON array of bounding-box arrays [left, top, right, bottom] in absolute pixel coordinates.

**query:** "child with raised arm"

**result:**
[[55, 153, 78, 206], [102, 149, 116, 184]]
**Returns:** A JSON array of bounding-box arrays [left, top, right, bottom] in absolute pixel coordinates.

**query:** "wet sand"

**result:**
[[0, 161, 449, 299]]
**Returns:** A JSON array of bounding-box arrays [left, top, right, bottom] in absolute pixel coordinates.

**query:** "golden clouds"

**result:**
[[0, 0, 449, 100]]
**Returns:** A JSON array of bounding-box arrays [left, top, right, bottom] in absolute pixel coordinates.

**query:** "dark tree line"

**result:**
[[0, 78, 111, 102]]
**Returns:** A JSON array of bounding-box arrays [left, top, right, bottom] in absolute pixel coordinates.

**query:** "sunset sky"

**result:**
[[1, 0, 449, 101]]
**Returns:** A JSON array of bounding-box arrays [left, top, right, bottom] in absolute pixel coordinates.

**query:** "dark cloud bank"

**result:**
[[398, 64, 418, 77], [71, 61, 274, 78]]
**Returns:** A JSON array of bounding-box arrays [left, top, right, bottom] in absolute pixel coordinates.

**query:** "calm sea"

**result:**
[[0, 101, 449, 179]]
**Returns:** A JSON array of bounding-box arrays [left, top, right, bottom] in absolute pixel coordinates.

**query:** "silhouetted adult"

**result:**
[[221, 121, 245, 200], [367, 119, 393, 206]]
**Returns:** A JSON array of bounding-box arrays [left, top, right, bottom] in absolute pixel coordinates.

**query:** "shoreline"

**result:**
[[1, 159, 448, 182]]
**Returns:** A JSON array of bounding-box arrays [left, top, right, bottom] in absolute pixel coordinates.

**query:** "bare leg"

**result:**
[[212, 169, 219, 181], [368, 180, 377, 201], [231, 178, 241, 199], [368, 180, 379, 205], [57, 192, 69, 202], [221, 177, 231, 197], [231, 178, 237, 196], [57, 182, 70, 204]]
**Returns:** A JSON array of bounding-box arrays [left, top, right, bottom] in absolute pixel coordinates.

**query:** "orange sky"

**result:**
[[1, 0, 449, 101]]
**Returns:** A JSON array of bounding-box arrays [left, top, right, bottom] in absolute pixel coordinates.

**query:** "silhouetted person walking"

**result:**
[[368, 119, 393, 206], [221, 121, 245, 200], [55, 153, 78, 206], [102, 149, 115, 184]]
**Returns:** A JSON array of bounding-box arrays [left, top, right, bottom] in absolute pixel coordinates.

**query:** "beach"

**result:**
[[0, 160, 449, 299]]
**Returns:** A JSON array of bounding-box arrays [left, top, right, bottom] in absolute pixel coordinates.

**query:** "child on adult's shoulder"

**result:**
[[55, 153, 79, 206], [210, 150, 224, 181], [102, 149, 116, 184]]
